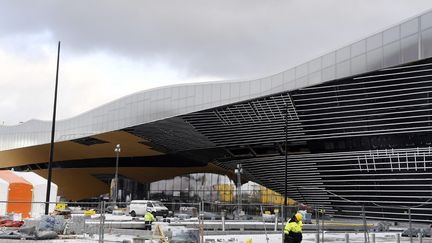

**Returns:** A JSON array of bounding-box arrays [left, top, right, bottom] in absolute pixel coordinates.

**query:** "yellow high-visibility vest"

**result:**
[[284, 221, 302, 234], [144, 212, 155, 222]]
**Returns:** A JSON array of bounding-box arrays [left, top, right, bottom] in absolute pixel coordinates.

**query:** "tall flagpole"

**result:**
[[45, 41, 61, 215]]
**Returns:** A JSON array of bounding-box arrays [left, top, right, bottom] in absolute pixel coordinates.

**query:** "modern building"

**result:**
[[2, 10, 432, 222]]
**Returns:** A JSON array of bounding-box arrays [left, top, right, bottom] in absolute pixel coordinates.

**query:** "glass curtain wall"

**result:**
[[148, 173, 296, 205]]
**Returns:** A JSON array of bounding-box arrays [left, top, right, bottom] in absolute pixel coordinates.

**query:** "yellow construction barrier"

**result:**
[[55, 203, 67, 211], [84, 209, 96, 217]]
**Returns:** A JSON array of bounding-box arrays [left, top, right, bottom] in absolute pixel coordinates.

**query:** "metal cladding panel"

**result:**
[[181, 58, 432, 222]]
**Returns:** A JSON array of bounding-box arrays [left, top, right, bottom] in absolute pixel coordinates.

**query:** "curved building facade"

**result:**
[[2, 10, 432, 221]]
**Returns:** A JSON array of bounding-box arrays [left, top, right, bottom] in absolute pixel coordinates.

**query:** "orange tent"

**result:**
[[0, 171, 33, 218]]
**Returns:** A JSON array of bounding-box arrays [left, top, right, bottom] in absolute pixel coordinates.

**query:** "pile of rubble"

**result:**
[[0, 215, 63, 240]]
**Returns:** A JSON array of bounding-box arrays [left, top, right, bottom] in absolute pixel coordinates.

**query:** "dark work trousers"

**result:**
[[284, 235, 294, 243], [284, 234, 301, 243], [144, 221, 152, 230]]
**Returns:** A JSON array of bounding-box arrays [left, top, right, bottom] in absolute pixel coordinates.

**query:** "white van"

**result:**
[[129, 200, 169, 217]]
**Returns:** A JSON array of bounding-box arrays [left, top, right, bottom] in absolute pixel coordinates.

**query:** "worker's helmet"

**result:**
[[146, 208, 152, 212], [295, 212, 303, 222]]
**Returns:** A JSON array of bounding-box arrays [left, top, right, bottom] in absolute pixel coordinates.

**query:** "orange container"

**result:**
[[0, 171, 33, 218]]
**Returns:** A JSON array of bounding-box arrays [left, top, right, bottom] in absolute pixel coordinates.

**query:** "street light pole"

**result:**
[[114, 144, 121, 204], [284, 104, 288, 221], [45, 41, 61, 215], [235, 164, 243, 219]]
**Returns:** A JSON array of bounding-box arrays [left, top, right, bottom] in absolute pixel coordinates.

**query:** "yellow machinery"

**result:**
[[260, 186, 296, 205], [213, 184, 234, 202]]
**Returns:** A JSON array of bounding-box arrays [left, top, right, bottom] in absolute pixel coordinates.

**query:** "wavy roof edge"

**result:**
[[2, 8, 432, 150]]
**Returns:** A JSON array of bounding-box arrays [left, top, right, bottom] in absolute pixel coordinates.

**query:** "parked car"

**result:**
[[402, 227, 431, 237], [129, 200, 169, 217]]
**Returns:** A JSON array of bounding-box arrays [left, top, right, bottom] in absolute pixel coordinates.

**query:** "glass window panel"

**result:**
[[204, 174, 212, 190], [214, 175, 220, 187], [295, 64, 308, 78], [422, 28, 432, 58], [322, 65, 336, 81], [336, 60, 350, 78], [189, 189, 196, 199], [401, 18, 419, 38], [189, 175, 197, 191], [181, 176, 189, 191], [383, 41, 401, 67], [308, 58, 321, 73], [322, 52, 335, 68], [173, 176, 181, 191], [197, 190, 203, 200], [401, 34, 419, 63], [165, 179, 173, 191], [159, 180, 167, 191], [367, 48, 383, 71], [367, 33, 382, 51], [204, 191, 211, 201], [421, 12, 432, 30], [150, 181, 159, 191], [336, 46, 351, 62], [351, 40, 366, 57], [197, 173, 205, 190], [383, 26, 400, 45], [351, 54, 366, 75], [165, 189, 173, 196]]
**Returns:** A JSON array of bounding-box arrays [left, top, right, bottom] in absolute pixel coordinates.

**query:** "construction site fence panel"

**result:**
[[0, 201, 429, 242]]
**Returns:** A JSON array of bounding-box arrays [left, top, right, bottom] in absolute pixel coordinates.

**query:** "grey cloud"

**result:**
[[1, 0, 432, 80]]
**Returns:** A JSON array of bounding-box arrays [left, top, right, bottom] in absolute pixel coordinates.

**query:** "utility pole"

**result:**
[[45, 41, 61, 215]]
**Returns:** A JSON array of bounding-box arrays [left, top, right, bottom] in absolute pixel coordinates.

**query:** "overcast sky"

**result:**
[[1, 0, 432, 125]]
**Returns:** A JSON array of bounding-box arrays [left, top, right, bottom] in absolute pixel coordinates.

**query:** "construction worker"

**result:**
[[144, 208, 155, 230], [284, 212, 303, 243]]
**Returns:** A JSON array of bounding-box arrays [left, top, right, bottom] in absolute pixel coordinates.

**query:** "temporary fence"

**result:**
[[199, 202, 431, 243], [0, 200, 429, 243]]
